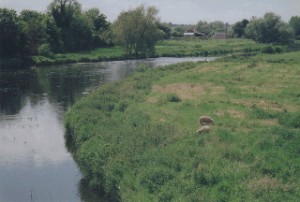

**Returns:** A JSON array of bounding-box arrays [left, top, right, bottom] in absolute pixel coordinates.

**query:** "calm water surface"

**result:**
[[0, 57, 214, 201]]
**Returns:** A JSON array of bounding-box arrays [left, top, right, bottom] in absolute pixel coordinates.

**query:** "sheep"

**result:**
[[199, 116, 214, 126], [197, 125, 210, 134]]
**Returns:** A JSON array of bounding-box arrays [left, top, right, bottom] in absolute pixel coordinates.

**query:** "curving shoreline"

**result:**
[[64, 51, 300, 201]]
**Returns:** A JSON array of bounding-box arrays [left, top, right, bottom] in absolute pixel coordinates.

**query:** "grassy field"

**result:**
[[32, 38, 283, 66], [65, 50, 300, 201]]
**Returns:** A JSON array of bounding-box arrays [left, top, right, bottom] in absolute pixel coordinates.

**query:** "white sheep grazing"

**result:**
[[199, 116, 214, 126], [197, 125, 210, 134]]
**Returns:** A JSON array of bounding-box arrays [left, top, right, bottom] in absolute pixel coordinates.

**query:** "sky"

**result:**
[[0, 0, 299, 24]]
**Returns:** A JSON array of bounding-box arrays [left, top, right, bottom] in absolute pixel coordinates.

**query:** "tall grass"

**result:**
[[65, 50, 300, 201]]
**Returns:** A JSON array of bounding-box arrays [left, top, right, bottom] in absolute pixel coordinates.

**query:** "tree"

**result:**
[[245, 13, 294, 44], [232, 19, 249, 38], [196, 20, 225, 37], [156, 22, 171, 39], [19, 10, 47, 55], [196, 21, 211, 36], [210, 21, 225, 32], [0, 8, 21, 58], [289, 16, 300, 39], [46, 16, 63, 53], [112, 5, 163, 57], [84, 8, 111, 46], [85, 8, 109, 33], [48, 0, 93, 52]]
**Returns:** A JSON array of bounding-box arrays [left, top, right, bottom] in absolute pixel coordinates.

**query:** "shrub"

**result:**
[[261, 46, 274, 54], [37, 44, 53, 57], [166, 93, 181, 102]]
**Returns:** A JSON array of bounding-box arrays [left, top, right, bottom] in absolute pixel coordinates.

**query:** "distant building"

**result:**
[[184, 29, 205, 37], [212, 32, 228, 39]]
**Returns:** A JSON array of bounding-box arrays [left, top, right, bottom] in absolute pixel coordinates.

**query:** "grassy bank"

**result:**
[[65, 50, 300, 201], [32, 39, 285, 66]]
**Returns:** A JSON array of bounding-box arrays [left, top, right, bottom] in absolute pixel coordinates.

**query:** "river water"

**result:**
[[0, 57, 214, 201]]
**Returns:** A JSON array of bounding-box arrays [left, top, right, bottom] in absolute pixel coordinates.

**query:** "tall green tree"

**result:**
[[156, 22, 171, 39], [289, 16, 300, 39], [46, 16, 63, 53], [19, 10, 47, 55], [0, 8, 21, 58], [245, 13, 294, 44], [112, 5, 163, 57], [84, 8, 111, 46], [232, 19, 249, 38], [47, 0, 93, 52]]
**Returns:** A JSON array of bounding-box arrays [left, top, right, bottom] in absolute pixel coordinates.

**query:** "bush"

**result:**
[[166, 93, 181, 102], [261, 46, 274, 54], [37, 44, 53, 57]]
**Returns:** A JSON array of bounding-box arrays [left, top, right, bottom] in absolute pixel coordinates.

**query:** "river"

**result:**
[[0, 57, 214, 201]]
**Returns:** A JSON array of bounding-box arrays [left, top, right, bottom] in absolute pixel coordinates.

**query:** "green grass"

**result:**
[[65, 50, 300, 201], [156, 38, 269, 57], [32, 38, 286, 66], [32, 46, 126, 66]]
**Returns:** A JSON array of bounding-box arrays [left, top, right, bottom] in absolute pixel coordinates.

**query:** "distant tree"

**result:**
[[232, 19, 249, 38], [156, 22, 171, 39], [46, 16, 63, 53], [196, 20, 225, 37], [69, 14, 93, 51], [289, 16, 300, 39], [172, 26, 185, 37], [48, 0, 81, 28], [0, 8, 21, 58], [210, 21, 225, 32], [245, 13, 294, 44], [112, 5, 163, 57], [84, 8, 111, 46], [19, 10, 47, 55], [196, 21, 211, 36], [85, 8, 109, 33], [48, 0, 93, 52]]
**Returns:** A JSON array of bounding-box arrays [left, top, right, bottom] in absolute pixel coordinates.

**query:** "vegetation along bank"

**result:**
[[1, 0, 300, 67], [65, 50, 300, 201]]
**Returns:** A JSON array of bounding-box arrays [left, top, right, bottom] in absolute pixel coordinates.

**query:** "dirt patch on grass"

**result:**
[[239, 85, 282, 94], [210, 86, 225, 95], [232, 99, 283, 112], [214, 110, 225, 117], [259, 119, 279, 126], [228, 109, 246, 118], [152, 83, 225, 100], [146, 96, 158, 104], [213, 109, 246, 118], [247, 176, 291, 192], [285, 104, 300, 112], [196, 66, 214, 73], [152, 83, 205, 100]]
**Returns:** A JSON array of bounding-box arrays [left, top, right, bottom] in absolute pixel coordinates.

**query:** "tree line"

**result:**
[[1, 0, 300, 61], [232, 13, 300, 44], [0, 0, 111, 59]]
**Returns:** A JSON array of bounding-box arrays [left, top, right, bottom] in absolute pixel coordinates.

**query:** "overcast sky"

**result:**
[[0, 0, 299, 24]]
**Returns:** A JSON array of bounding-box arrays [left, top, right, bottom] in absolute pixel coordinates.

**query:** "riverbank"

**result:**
[[0, 39, 293, 68], [31, 39, 282, 66], [65, 51, 300, 201]]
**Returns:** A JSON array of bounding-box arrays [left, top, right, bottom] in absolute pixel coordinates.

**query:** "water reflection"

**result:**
[[0, 57, 213, 201]]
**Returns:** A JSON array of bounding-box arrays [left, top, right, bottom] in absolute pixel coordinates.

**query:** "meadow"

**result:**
[[32, 38, 283, 66], [65, 46, 300, 201]]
